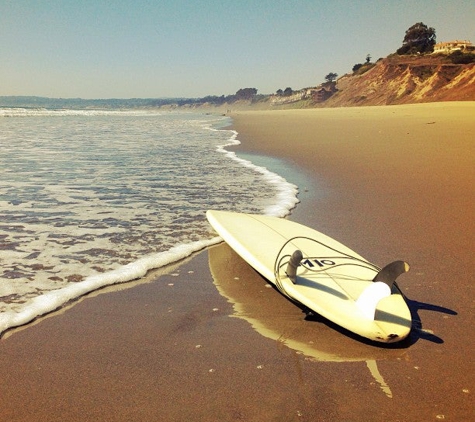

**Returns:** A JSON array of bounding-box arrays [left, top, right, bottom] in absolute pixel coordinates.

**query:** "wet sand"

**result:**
[[1, 102, 474, 421]]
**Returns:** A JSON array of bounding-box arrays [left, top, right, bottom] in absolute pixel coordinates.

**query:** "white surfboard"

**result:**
[[206, 210, 412, 343]]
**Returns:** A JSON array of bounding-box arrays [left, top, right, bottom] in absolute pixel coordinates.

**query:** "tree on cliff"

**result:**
[[325, 72, 338, 83], [397, 22, 436, 55], [235, 88, 258, 100], [283, 87, 293, 96]]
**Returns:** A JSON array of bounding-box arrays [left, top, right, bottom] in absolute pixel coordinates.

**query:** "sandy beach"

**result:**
[[1, 102, 474, 421]]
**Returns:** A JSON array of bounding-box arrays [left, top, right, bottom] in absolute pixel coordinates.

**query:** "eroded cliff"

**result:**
[[323, 55, 475, 107]]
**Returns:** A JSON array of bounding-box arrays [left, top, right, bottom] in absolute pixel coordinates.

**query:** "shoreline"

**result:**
[[1, 102, 474, 421]]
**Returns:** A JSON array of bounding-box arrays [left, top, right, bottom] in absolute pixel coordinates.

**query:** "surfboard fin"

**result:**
[[286, 250, 303, 284], [373, 261, 410, 288], [356, 282, 391, 320]]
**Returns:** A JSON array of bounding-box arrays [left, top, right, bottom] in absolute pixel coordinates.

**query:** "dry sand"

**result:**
[[0, 102, 473, 421]]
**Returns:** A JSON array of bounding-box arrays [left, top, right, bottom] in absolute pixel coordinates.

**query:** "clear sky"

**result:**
[[1, 0, 474, 99]]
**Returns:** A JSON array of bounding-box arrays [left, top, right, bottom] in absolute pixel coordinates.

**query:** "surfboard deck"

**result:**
[[206, 210, 412, 343]]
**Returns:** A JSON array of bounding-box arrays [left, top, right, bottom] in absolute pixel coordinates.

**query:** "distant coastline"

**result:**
[[0, 96, 176, 110], [2, 55, 474, 111]]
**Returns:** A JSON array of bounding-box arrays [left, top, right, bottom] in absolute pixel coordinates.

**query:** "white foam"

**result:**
[[216, 131, 300, 218], [0, 112, 301, 336], [0, 108, 162, 117], [0, 237, 221, 335]]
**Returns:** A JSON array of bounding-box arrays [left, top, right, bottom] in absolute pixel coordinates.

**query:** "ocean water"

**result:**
[[0, 108, 298, 335]]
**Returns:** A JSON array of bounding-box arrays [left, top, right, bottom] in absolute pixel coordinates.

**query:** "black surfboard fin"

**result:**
[[286, 250, 303, 284], [373, 260, 410, 288]]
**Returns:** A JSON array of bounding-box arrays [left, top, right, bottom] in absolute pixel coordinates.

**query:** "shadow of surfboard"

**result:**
[[404, 298, 457, 345]]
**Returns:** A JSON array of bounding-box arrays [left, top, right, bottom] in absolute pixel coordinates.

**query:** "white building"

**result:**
[[433, 40, 473, 54]]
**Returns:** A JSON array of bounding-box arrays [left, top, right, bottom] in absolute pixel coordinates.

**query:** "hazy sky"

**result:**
[[1, 0, 474, 99]]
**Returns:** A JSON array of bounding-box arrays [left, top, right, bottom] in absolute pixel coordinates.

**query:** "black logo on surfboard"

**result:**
[[302, 258, 336, 268]]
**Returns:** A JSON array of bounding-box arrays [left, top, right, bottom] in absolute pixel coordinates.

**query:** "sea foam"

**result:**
[[0, 111, 299, 336], [0, 237, 220, 334], [216, 131, 299, 217]]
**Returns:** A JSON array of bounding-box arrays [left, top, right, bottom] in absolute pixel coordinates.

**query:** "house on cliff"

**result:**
[[433, 40, 474, 54]]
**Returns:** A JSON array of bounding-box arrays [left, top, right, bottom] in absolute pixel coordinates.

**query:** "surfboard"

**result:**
[[206, 210, 412, 343]]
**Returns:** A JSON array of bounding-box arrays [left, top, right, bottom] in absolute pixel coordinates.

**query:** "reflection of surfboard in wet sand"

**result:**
[[208, 243, 403, 398], [206, 210, 412, 343]]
